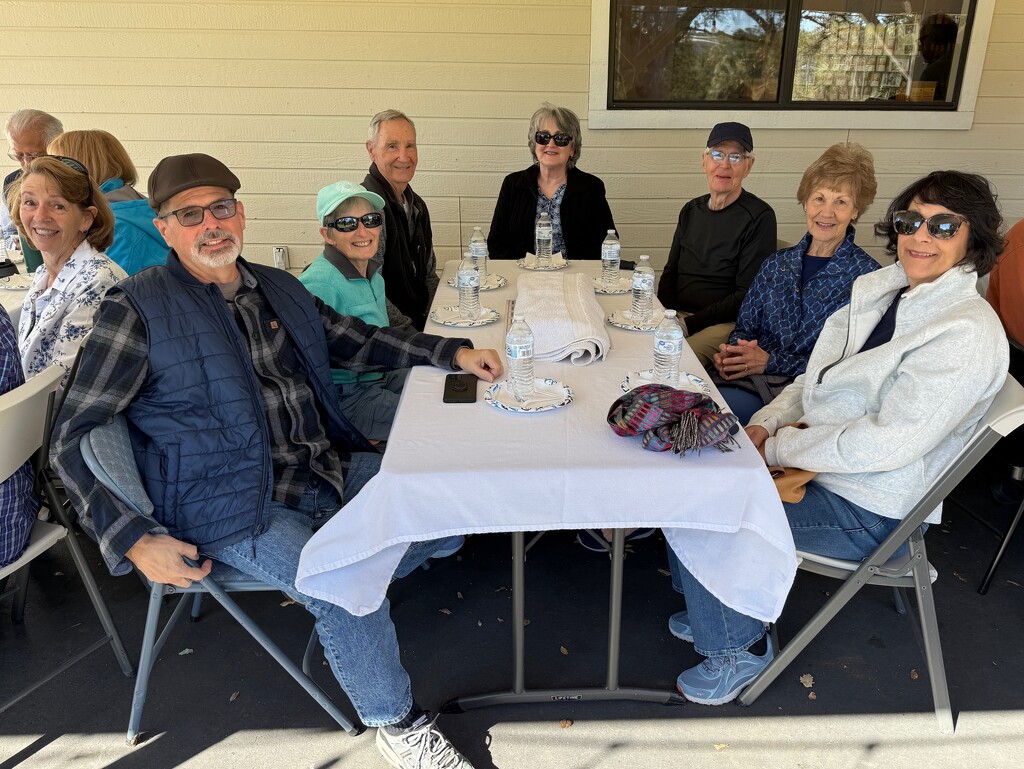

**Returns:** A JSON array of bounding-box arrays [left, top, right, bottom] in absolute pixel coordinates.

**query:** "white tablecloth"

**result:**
[[297, 261, 797, 623]]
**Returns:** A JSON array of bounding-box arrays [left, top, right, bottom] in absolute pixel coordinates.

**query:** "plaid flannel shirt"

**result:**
[[50, 261, 469, 575]]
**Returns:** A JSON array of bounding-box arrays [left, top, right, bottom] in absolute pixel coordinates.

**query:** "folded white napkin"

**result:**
[[514, 272, 610, 365]]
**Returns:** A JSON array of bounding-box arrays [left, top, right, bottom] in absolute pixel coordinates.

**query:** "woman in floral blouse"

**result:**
[[7, 155, 126, 385]]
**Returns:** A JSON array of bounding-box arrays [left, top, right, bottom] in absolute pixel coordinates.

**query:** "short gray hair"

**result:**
[[368, 110, 415, 144], [527, 103, 582, 168], [5, 109, 63, 144]]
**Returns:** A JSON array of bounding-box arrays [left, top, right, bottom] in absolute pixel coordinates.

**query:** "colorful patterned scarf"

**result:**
[[607, 384, 740, 455]]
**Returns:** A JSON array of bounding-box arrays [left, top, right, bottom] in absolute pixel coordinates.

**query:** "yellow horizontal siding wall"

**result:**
[[1, 0, 1021, 271]]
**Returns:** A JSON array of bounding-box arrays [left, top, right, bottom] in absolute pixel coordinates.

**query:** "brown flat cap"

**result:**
[[148, 153, 241, 211]]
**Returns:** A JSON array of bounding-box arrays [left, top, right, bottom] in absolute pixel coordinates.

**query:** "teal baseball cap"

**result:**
[[316, 181, 385, 224]]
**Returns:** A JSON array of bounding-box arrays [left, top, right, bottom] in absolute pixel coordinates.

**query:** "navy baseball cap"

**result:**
[[706, 122, 754, 152]]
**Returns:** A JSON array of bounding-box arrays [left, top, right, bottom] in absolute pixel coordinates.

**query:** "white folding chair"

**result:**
[[739, 375, 1024, 734], [80, 413, 360, 745], [0, 365, 134, 714]]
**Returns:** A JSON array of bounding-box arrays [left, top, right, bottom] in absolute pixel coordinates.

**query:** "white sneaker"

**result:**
[[375, 712, 474, 769]]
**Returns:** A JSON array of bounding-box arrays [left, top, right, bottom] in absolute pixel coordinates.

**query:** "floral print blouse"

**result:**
[[18, 240, 126, 386]]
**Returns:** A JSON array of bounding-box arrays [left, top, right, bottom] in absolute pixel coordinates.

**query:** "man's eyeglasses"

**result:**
[[534, 131, 572, 147], [325, 212, 384, 232], [892, 210, 968, 240], [705, 149, 752, 165], [158, 198, 238, 227], [7, 150, 46, 164]]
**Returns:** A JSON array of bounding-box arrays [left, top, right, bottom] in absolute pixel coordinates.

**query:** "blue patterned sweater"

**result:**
[[730, 226, 879, 377]]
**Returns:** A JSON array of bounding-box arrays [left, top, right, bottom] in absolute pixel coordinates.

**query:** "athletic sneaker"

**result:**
[[431, 535, 465, 559], [675, 634, 773, 706], [576, 528, 656, 552], [667, 610, 693, 643], [376, 712, 474, 769]]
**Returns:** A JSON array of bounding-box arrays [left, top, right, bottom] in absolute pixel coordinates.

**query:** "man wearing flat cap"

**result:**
[[657, 122, 777, 368], [51, 153, 499, 769]]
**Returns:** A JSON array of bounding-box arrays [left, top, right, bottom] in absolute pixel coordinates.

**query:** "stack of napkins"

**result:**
[[514, 272, 610, 365]]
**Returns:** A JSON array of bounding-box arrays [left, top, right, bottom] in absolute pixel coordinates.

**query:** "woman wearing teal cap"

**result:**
[[299, 181, 410, 444]]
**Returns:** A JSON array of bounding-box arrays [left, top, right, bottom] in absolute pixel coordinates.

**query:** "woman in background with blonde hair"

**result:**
[[48, 129, 166, 274]]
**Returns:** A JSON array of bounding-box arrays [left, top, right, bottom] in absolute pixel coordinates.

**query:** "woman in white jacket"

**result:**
[[670, 170, 1009, 707]]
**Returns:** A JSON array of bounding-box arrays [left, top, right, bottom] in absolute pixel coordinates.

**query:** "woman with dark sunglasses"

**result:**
[[299, 181, 410, 443], [487, 103, 615, 260], [664, 170, 1009, 708], [7, 155, 126, 386]]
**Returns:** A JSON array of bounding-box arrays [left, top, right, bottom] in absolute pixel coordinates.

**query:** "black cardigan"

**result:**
[[486, 165, 615, 260]]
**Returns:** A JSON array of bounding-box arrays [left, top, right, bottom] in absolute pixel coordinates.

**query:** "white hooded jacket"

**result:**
[[751, 261, 1008, 523]]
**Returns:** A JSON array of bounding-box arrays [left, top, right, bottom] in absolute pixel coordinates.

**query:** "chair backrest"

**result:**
[[0, 366, 64, 483], [79, 413, 154, 517], [980, 374, 1024, 440]]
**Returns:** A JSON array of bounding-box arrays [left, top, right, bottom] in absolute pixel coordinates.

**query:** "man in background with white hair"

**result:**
[[2, 109, 63, 254]]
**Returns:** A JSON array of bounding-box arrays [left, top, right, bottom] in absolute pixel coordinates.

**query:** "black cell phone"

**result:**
[[443, 373, 477, 403]]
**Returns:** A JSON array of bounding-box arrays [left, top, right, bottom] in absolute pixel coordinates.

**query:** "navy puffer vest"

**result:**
[[114, 252, 371, 549]]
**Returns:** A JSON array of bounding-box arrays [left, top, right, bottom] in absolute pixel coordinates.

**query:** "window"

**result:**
[[590, 0, 995, 129]]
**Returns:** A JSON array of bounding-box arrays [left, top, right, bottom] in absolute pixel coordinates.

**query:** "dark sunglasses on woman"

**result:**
[[892, 210, 968, 240], [534, 131, 572, 147], [325, 212, 384, 232]]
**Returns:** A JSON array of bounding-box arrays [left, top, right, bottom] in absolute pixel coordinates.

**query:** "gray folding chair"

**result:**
[[739, 374, 1024, 734], [80, 414, 361, 745], [1, 365, 134, 714]]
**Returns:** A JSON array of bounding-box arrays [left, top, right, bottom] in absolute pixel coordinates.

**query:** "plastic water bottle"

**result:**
[[600, 230, 621, 290], [457, 252, 480, 320], [631, 254, 655, 324], [469, 226, 489, 279], [654, 310, 684, 386], [535, 212, 553, 268], [505, 314, 536, 402]]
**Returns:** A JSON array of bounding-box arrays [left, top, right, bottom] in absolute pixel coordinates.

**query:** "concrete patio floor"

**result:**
[[2, 461, 1023, 769]]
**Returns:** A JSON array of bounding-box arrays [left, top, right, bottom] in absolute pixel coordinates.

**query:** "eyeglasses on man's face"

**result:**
[[705, 149, 752, 165], [534, 131, 572, 147], [325, 212, 384, 232], [158, 198, 239, 227], [8, 150, 46, 163], [892, 210, 968, 240]]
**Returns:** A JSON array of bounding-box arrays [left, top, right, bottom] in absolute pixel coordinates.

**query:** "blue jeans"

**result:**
[[205, 452, 444, 726], [716, 385, 765, 425], [667, 481, 904, 658]]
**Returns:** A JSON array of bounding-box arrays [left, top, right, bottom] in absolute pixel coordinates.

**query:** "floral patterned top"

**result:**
[[18, 240, 126, 386], [536, 183, 567, 256]]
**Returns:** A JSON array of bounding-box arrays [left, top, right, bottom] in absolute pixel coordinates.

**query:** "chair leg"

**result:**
[[41, 473, 134, 677], [127, 583, 174, 746], [739, 558, 876, 707], [909, 535, 954, 734], [195, 576, 360, 735], [978, 496, 1024, 594], [10, 563, 31, 624], [190, 593, 203, 622], [302, 628, 319, 676], [892, 586, 908, 615]]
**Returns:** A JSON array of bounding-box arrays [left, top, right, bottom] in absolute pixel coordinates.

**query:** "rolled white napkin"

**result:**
[[515, 272, 610, 365]]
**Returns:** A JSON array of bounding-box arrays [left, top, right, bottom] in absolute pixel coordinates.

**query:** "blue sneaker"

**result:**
[[676, 634, 773, 706], [431, 535, 465, 559], [668, 611, 693, 643]]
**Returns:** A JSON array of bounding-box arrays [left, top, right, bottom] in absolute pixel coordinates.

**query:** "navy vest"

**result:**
[[114, 252, 371, 549]]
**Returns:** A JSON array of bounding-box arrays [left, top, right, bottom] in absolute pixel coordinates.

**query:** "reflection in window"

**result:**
[[613, 3, 787, 103], [609, 1, 975, 109]]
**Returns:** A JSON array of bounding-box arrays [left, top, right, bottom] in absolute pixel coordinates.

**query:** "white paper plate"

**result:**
[[428, 305, 500, 328], [606, 308, 661, 332], [485, 377, 573, 413], [517, 253, 569, 271], [593, 276, 631, 295], [446, 273, 507, 291], [0, 274, 33, 290], [621, 370, 712, 395]]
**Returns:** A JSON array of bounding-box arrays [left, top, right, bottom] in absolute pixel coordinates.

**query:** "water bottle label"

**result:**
[[632, 274, 654, 291], [470, 243, 487, 258], [506, 342, 533, 359], [458, 273, 480, 288], [655, 340, 682, 355]]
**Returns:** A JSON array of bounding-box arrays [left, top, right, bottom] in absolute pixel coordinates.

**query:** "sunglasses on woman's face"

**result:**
[[534, 131, 572, 147], [325, 212, 384, 232], [892, 210, 968, 240]]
